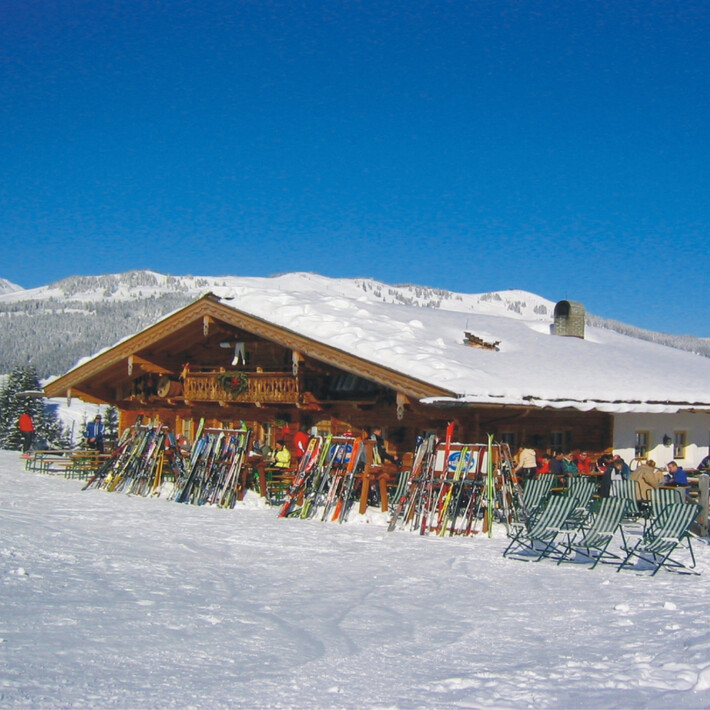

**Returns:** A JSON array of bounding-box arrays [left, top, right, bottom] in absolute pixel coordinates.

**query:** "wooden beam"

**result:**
[[65, 385, 111, 405], [127, 355, 173, 376]]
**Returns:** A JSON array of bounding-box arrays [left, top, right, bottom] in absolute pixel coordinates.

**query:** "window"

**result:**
[[550, 431, 570, 452], [674, 431, 686, 460], [635, 431, 649, 458], [500, 432, 516, 450]]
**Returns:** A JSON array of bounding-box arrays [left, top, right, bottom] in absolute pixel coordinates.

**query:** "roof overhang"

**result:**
[[44, 293, 455, 403]]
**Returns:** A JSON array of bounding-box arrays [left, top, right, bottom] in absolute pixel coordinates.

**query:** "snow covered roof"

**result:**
[[203, 275, 710, 414]]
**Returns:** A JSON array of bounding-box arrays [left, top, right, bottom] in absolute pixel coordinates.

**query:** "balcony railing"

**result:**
[[182, 371, 301, 404]]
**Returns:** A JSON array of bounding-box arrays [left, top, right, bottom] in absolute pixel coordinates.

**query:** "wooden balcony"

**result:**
[[182, 371, 301, 405]]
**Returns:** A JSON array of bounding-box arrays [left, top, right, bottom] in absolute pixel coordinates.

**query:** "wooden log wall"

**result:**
[[118, 401, 612, 462]]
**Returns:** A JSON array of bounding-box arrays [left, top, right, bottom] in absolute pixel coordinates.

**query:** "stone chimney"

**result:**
[[553, 300, 585, 338]]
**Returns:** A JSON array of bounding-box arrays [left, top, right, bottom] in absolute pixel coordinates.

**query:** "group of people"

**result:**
[[513, 444, 699, 498], [252, 425, 399, 471]]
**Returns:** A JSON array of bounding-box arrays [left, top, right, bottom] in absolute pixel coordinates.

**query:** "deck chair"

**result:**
[[610, 479, 644, 520], [566, 477, 598, 529], [503, 495, 580, 562], [507, 474, 555, 538], [617, 502, 701, 576], [556, 497, 628, 569], [643, 487, 683, 531], [523, 474, 555, 515]]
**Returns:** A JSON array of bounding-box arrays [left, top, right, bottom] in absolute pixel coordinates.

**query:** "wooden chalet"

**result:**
[[44, 293, 613, 457]]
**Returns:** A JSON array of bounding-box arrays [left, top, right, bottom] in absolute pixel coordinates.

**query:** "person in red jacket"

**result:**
[[292, 427, 310, 462], [576, 451, 593, 475], [18, 412, 35, 453]]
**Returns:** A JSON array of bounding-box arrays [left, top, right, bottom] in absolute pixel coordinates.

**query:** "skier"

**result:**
[[85, 415, 105, 454], [18, 411, 35, 453]]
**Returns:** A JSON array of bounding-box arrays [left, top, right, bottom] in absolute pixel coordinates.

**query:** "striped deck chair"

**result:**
[[566, 477, 598, 529], [617, 502, 701, 576], [503, 494, 580, 562], [611, 478, 643, 520], [643, 487, 683, 532], [556, 497, 628, 569], [507, 474, 555, 538]]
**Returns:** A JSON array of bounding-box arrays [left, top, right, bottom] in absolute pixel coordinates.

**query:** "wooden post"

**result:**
[[358, 440, 376, 515], [378, 470, 390, 512], [698, 474, 709, 537]]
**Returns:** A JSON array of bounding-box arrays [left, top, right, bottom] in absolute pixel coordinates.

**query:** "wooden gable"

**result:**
[[44, 293, 454, 409]]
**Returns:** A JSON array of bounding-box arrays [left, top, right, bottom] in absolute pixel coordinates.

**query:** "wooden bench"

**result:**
[[264, 467, 295, 503], [25, 450, 108, 479]]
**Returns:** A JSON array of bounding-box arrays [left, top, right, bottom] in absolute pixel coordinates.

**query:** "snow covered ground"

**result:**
[[2, 450, 710, 709]]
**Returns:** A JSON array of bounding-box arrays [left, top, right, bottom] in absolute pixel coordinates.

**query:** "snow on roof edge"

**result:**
[[420, 394, 710, 414]]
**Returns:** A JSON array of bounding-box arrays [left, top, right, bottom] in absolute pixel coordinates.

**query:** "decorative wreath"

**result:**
[[216, 371, 249, 395]]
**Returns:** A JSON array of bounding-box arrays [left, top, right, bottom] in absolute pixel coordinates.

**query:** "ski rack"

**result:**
[[277, 435, 375, 522], [386, 438, 523, 536], [84, 424, 252, 509]]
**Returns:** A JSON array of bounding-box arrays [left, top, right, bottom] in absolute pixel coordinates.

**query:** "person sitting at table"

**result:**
[[664, 460, 688, 487], [697, 452, 710, 472], [575, 451, 593, 475], [562, 452, 579, 478], [537, 453, 552, 475], [630, 459, 663, 501], [549, 451, 566, 485], [270, 440, 292, 469]]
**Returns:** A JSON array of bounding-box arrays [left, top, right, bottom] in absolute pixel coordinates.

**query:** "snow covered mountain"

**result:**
[[0, 270, 555, 318], [0, 277, 24, 296], [0, 270, 707, 378]]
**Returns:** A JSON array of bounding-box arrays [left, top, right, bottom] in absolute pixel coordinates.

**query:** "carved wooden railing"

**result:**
[[183, 371, 301, 404]]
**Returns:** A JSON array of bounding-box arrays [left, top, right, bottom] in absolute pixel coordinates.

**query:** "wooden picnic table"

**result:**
[[24, 449, 109, 479]]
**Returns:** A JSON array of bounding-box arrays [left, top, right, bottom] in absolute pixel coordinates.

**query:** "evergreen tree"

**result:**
[[0, 366, 70, 450], [105, 405, 119, 447]]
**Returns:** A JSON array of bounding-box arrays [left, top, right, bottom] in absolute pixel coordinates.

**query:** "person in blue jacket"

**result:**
[[665, 461, 688, 487], [85, 414, 105, 454]]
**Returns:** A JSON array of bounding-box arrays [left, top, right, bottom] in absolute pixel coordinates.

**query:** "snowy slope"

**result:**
[[2, 450, 710, 709]]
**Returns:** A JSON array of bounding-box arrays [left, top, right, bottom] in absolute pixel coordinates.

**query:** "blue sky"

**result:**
[[1, 1, 709, 336]]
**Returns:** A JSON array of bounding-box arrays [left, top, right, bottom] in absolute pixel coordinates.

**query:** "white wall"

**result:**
[[613, 412, 710, 469]]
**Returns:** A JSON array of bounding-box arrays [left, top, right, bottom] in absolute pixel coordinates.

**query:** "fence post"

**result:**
[[698, 474, 709, 538]]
